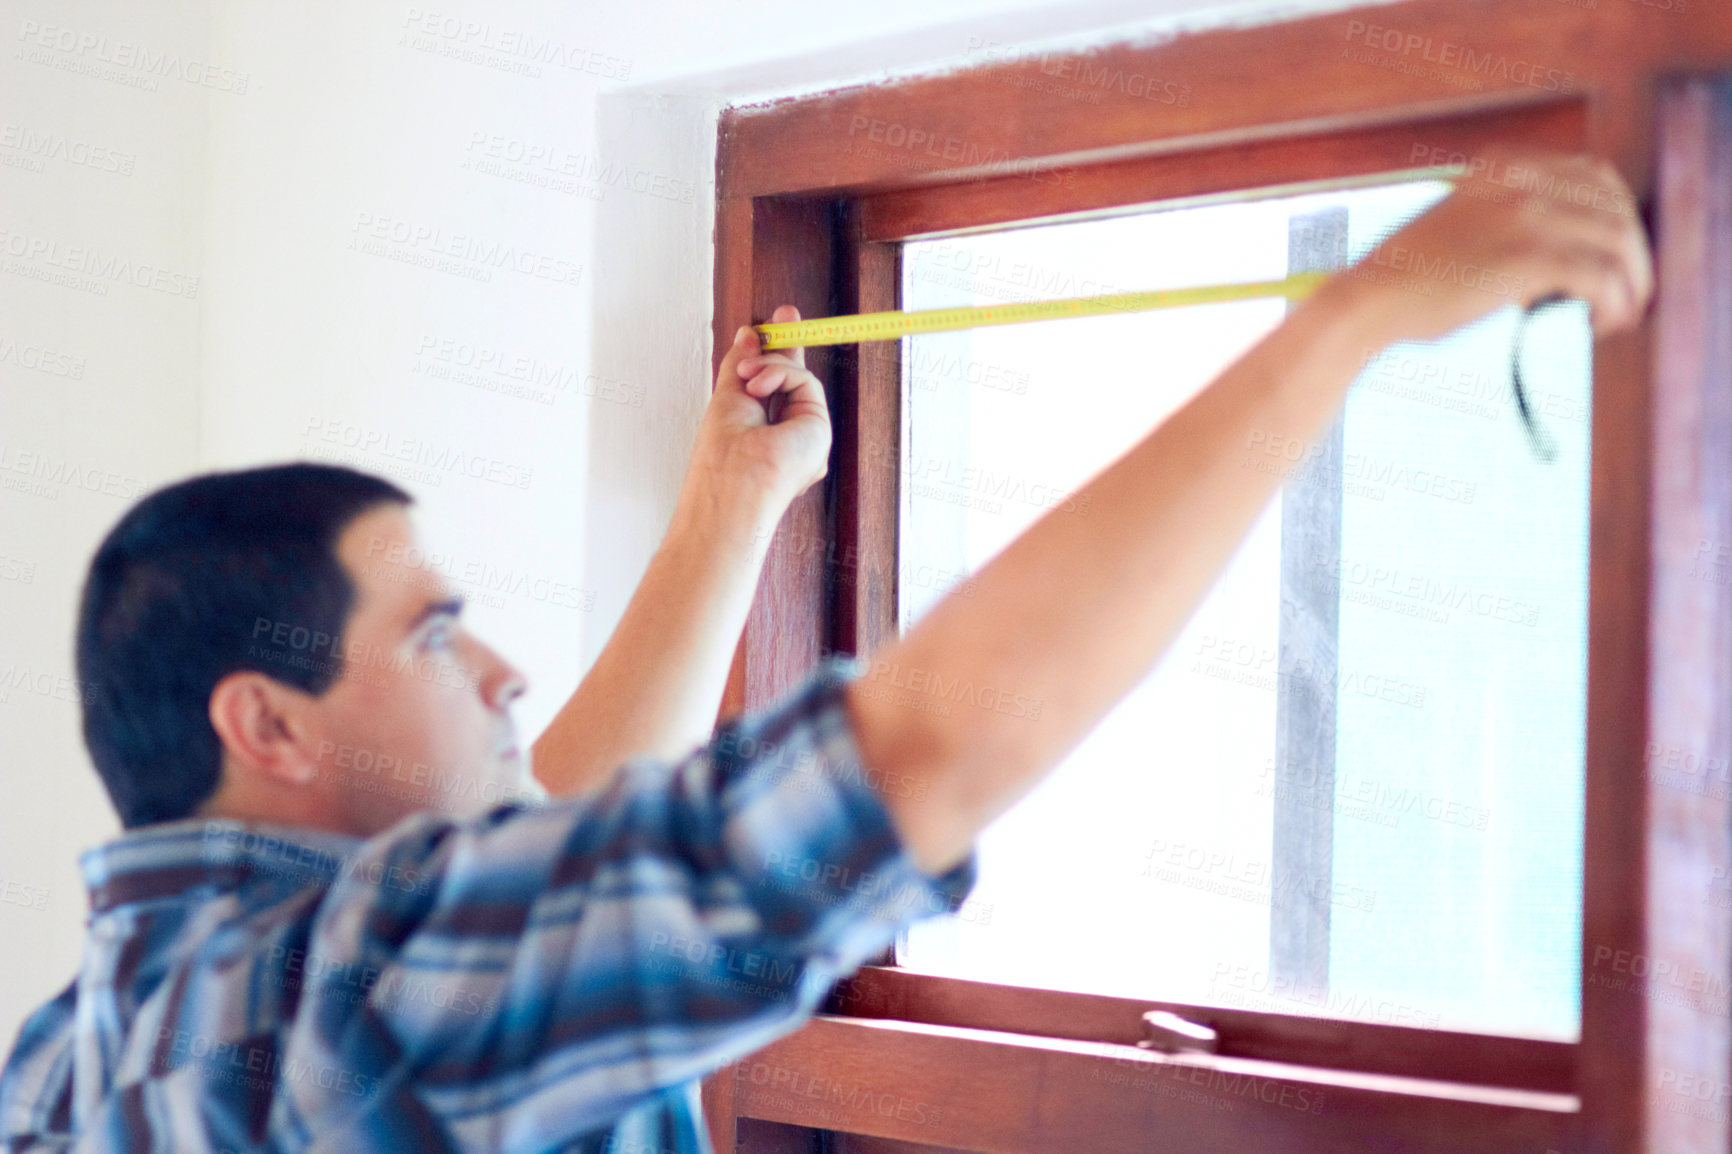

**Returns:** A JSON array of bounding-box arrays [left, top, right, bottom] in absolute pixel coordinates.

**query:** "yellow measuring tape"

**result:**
[[752, 164, 1488, 350], [747, 167, 1571, 460], [754, 271, 1334, 349]]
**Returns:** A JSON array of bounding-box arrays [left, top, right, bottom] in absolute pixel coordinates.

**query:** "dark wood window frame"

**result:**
[[700, 4, 1732, 1150]]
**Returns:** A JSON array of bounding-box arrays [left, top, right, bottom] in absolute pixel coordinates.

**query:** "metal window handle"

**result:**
[[1137, 1010, 1220, 1054]]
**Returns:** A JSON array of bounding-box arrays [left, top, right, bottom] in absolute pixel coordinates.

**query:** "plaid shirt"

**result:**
[[0, 658, 977, 1153]]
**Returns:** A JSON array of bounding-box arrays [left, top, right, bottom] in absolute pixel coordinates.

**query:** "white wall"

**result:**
[[0, 0, 1388, 1070], [0, 0, 213, 1050]]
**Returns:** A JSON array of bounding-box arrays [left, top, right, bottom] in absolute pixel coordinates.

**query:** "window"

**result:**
[[703, 11, 1732, 1152]]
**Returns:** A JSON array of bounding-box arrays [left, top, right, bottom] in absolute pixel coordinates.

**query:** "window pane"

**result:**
[[894, 180, 1590, 1041]]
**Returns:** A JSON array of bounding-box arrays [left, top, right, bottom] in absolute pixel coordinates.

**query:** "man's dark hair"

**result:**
[[76, 463, 412, 828]]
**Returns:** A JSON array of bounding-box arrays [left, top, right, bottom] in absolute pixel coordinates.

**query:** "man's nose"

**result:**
[[465, 635, 527, 709]]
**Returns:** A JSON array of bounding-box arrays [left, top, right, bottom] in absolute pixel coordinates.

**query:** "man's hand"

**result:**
[[1322, 146, 1653, 344], [690, 305, 832, 514]]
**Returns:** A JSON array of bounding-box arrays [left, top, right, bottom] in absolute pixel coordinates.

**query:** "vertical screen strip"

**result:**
[[1269, 206, 1348, 1004]]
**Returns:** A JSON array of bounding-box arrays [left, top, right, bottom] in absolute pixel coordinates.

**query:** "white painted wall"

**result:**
[[0, 0, 1390, 1071], [0, 0, 214, 1052]]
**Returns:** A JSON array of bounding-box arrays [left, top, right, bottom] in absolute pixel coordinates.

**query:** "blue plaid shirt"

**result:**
[[0, 659, 977, 1153]]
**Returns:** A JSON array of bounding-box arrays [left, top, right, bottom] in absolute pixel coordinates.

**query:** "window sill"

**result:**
[[730, 1012, 1577, 1153]]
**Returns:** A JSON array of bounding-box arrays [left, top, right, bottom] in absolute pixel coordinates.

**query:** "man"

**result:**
[[0, 148, 1650, 1152]]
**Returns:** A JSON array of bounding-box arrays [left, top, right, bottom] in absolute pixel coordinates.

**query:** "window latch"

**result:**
[[1137, 1010, 1219, 1055]]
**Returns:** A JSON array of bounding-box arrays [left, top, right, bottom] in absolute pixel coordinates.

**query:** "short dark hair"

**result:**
[[76, 463, 412, 828]]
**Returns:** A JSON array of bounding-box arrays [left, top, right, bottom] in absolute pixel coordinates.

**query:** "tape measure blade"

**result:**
[[752, 272, 1330, 348]]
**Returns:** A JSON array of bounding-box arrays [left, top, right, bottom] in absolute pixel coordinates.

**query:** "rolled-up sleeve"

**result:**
[[280, 655, 977, 1150]]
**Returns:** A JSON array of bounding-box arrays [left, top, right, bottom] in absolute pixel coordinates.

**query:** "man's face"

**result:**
[[302, 504, 532, 833]]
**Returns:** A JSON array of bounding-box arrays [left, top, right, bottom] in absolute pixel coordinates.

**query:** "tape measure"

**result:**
[[754, 271, 1334, 349], [753, 267, 1575, 465], [748, 164, 1574, 461], [752, 163, 1498, 349]]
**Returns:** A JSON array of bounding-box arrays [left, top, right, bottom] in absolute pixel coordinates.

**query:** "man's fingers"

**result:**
[[1532, 199, 1649, 317], [1529, 236, 1637, 338], [738, 353, 809, 393], [1533, 168, 1653, 333], [1579, 243, 1641, 336], [743, 361, 819, 401], [745, 365, 793, 398], [1517, 154, 1652, 312], [716, 324, 761, 396], [777, 368, 829, 425], [1618, 197, 1657, 314], [728, 303, 807, 400], [739, 352, 830, 424]]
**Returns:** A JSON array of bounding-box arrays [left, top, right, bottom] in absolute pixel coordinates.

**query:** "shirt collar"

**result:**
[[80, 818, 366, 914]]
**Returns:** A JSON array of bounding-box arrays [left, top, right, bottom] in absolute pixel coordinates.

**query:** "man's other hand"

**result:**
[[1320, 146, 1654, 346]]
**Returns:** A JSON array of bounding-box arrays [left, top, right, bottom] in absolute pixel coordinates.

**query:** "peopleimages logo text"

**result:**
[[845, 117, 1077, 188], [1344, 20, 1575, 92]]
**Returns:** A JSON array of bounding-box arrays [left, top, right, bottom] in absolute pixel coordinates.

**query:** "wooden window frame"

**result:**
[[701, 4, 1732, 1150]]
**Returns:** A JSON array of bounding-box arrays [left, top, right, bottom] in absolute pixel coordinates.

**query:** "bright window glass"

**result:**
[[894, 180, 1591, 1041]]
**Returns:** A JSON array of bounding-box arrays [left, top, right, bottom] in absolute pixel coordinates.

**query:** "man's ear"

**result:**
[[208, 671, 319, 788]]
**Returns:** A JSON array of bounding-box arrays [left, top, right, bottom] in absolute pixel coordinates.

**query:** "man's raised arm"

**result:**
[[532, 305, 833, 795], [848, 150, 1654, 876]]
